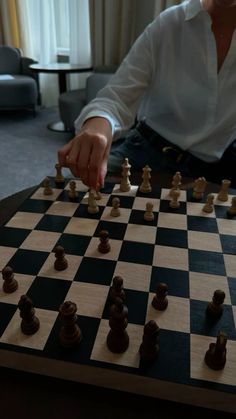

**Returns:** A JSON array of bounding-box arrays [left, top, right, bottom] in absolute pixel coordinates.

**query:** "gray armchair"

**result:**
[[0, 46, 40, 114], [59, 71, 115, 132]]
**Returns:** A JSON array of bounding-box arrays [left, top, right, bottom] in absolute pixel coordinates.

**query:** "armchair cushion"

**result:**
[[0, 46, 39, 111], [59, 72, 114, 132]]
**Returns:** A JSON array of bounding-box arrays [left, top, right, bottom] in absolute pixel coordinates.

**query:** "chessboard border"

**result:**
[[1, 349, 236, 414]]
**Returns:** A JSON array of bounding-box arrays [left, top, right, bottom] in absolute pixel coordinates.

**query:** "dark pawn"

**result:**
[[98, 230, 111, 254], [110, 276, 125, 303], [2, 266, 18, 293], [59, 301, 82, 349], [107, 297, 129, 353], [205, 331, 227, 370], [152, 282, 168, 311], [18, 295, 40, 335], [206, 289, 225, 319], [139, 320, 160, 362], [54, 245, 68, 271]]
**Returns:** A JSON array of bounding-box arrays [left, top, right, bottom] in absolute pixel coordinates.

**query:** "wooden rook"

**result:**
[[98, 230, 111, 253], [206, 289, 225, 319], [217, 179, 231, 202], [54, 245, 68, 271], [55, 163, 65, 184], [59, 301, 82, 348], [139, 320, 160, 362], [110, 276, 125, 303], [18, 295, 40, 335], [2, 266, 18, 293], [107, 297, 129, 353], [152, 282, 168, 311], [205, 331, 227, 370]]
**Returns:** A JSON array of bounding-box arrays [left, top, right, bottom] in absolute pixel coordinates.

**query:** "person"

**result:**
[[58, 0, 236, 189]]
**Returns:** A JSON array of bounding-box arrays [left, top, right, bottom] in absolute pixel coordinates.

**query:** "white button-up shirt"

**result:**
[[75, 0, 236, 163]]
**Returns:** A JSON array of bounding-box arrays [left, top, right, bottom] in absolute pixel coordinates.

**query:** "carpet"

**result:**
[[0, 107, 73, 200]]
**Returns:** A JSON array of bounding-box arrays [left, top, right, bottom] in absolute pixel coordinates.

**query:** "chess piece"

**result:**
[[139, 320, 160, 362], [54, 245, 68, 271], [98, 230, 111, 253], [110, 197, 121, 217], [169, 188, 180, 208], [152, 282, 168, 311], [94, 186, 102, 200], [144, 202, 154, 221], [120, 158, 131, 192], [139, 165, 152, 193], [206, 289, 225, 319], [18, 295, 40, 335], [192, 177, 207, 200], [68, 180, 78, 200], [227, 196, 236, 216], [106, 297, 129, 353], [88, 190, 99, 214], [2, 266, 18, 293], [59, 301, 82, 348], [205, 331, 227, 370], [202, 193, 214, 213], [169, 171, 182, 197], [43, 177, 53, 195], [110, 276, 125, 303], [55, 163, 65, 184], [217, 179, 231, 202]]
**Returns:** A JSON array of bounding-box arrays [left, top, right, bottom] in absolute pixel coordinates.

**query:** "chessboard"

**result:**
[[0, 175, 236, 413]]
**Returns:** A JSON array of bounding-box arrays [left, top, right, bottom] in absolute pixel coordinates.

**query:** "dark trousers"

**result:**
[[108, 122, 236, 189]]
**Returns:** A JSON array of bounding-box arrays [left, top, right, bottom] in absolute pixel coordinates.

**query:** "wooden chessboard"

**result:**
[[0, 177, 235, 413]]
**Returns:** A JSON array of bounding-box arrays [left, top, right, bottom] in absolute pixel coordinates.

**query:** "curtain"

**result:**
[[68, 0, 92, 90], [0, 0, 20, 47], [154, 0, 182, 16], [89, 0, 183, 69], [17, 0, 58, 106]]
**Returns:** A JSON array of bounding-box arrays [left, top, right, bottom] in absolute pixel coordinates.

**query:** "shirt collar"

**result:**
[[184, 0, 204, 21]]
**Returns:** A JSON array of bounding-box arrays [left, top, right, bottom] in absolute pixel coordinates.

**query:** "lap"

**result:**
[[107, 128, 236, 189]]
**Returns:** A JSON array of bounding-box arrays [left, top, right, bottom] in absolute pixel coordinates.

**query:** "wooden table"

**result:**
[[30, 63, 93, 132], [0, 175, 235, 419]]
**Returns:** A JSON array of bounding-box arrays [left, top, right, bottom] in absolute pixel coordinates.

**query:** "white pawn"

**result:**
[[88, 191, 99, 214], [203, 194, 214, 213], [68, 180, 78, 199], [227, 196, 236, 216], [218, 179, 231, 202], [120, 158, 131, 192], [139, 165, 152, 193], [144, 202, 154, 221], [43, 177, 53, 195], [169, 189, 180, 208], [110, 197, 121, 217]]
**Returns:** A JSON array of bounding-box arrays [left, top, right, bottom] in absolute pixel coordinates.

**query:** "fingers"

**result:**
[[57, 130, 111, 188]]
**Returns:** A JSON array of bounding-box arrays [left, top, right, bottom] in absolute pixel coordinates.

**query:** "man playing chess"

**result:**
[[58, 0, 236, 189]]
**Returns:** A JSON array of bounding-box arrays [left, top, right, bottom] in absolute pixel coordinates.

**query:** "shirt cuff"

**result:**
[[74, 111, 118, 136]]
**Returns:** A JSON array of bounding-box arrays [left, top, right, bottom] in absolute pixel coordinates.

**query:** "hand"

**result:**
[[58, 117, 113, 189]]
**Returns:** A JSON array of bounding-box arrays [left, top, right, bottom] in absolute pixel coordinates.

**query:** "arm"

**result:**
[[58, 17, 160, 188]]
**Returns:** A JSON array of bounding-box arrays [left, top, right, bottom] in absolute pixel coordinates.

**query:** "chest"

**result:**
[[211, 24, 235, 72]]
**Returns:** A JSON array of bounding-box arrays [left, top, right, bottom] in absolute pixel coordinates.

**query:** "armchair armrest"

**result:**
[[21, 57, 41, 105]]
